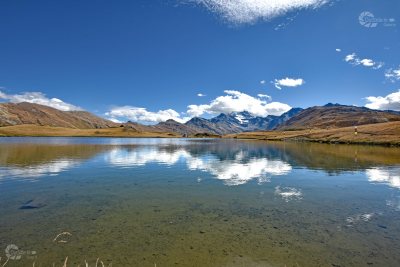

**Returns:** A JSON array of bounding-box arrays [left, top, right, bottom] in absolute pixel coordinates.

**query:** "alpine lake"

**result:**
[[0, 138, 399, 267]]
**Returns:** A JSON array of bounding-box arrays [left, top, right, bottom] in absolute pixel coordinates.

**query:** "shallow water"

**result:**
[[0, 138, 400, 266]]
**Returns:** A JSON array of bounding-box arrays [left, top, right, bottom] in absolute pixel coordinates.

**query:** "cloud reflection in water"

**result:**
[[365, 168, 400, 189], [106, 146, 292, 186], [0, 160, 78, 181]]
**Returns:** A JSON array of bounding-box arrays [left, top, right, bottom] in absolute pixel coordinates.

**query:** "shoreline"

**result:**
[[230, 137, 400, 147], [1, 122, 400, 147], [224, 121, 400, 147]]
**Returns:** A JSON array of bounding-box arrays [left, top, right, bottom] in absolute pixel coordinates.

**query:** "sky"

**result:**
[[0, 0, 399, 124]]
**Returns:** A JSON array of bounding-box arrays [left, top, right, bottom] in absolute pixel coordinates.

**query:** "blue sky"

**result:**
[[0, 0, 399, 123]]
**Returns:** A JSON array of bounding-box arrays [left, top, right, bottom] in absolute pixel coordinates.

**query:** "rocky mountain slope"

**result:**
[[277, 104, 400, 130], [0, 102, 117, 129], [185, 108, 304, 135]]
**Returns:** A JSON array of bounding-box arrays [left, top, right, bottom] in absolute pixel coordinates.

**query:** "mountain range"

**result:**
[[1, 102, 400, 136]]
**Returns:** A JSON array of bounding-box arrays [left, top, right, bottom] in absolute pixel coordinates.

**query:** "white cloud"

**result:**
[[365, 90, 400, 111], [344, 53, 384, 69], [344, 53, 356, 62], [190, 0, 331, 24], [187, 90, 291, 117], [360, 58, 374, 67], [197, 93, 206, 97], [107, 90, 292, 123], [105, 106, 189, 124], [335, 48, 341, 52], [186, 104, 210, 117], [273, 77, 304, 90], [0, 90, 81, 111], [260, 80, 266, 85], [385, 67, 400, 82], [257, 94, 272, 101]]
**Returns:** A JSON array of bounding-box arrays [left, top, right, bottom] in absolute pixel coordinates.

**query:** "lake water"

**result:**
[[0, 138, 400, 267]]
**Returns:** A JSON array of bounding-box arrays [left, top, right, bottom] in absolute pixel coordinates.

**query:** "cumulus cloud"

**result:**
[[0, 90, 81, 111], [197, 93, 206, 97], [365, 90, 400, 111], [335, 48, 341, 52], [190, 0, 331, 24], [105, 106, 189, 124], [385, 67, 400, 82], [107, 90, 291, 123], [257, 94, 272, 100], [344, 53, 356, 62], [260, 80, 266, 85], [344, 53, 384, 69], [273, 77, 304, 90], [187, 90, 291, 117]]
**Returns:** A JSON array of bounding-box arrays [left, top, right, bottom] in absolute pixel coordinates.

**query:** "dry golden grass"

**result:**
[[0, 256, 10, 267], [0, 124, 180, 138], [1, 122, 400, 146], [225, 121, 400, 146]]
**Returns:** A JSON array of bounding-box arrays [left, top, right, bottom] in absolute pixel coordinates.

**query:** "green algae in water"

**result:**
[[0, 138, 400, 266]]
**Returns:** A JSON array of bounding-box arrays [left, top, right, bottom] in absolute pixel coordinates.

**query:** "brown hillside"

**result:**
[[0, 102, 117, 129], [277, 104, 400, 130], [226, 121, 400, 146]]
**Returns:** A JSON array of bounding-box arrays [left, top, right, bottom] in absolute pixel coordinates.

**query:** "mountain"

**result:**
[[245, 108, 304, 131], [0, 102, 117, 129], [185, 109, 303, 134], [185, 117, 229, 135], [268, 108, 304, 129], [277, 104, 400, 130], [185, 114, 243, 135], [209, 113, 245, 133], [2, 102, 399, 137], [154, 119, 198, 135], [123, 119, 198, 135]]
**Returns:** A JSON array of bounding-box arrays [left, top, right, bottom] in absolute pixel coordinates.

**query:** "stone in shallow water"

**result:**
[[19, 199, 46, 210]]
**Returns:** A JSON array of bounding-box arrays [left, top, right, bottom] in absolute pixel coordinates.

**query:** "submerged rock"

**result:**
[[19, 199, 46, 210]]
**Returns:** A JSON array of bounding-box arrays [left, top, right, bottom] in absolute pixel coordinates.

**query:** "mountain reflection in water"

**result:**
[[1, 139, 399, 188], [1, 138, 400, 266]]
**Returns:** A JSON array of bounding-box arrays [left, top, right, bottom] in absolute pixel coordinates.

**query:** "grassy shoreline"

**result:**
[[1, 122, 400, 146], [0, 124, 181, 138], [224, 121, 400, 147]]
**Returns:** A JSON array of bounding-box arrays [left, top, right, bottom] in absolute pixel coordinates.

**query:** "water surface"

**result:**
[[0, 138, 400, 266]]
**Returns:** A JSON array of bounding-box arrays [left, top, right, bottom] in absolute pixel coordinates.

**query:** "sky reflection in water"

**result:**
[[0, 139, 399, 190], [1, 138, 400, 266]]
